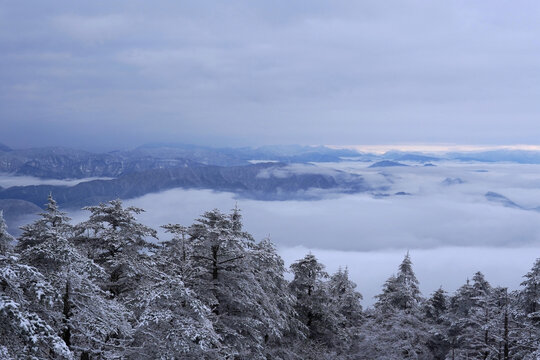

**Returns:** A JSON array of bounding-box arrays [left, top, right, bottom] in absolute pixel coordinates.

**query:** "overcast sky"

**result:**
[[2, 1, 540, 150]]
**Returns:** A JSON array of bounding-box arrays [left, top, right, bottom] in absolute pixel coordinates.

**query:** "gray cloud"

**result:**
[[2, 1, 540, 149]]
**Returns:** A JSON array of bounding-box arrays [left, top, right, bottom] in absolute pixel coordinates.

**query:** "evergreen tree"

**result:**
[[520, 258, 540, 322], [187, 207, 290, 358], [446, 273, 509, 359], [251, 238, 303, 358], [375, 252, 421, 312], [423, 287, 451, 360], [129, 256, 220, 359], [362, 252, 430, 359], [0, 253, 72, 359], [425, 287, 447, 323], [328, 267, 363, 354], [513, 259, 540, 358], [0, 210, 14, 255], [17, 193, 72, 253], [289, 253, 345, 353], [17, 195, 132, 358], [74, 199, 158, 298]]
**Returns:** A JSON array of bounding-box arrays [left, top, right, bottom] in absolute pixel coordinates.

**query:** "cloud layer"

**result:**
[[2, 1, 540, 149], [9, 160, 540, 305], [56, 161, 540, 251]]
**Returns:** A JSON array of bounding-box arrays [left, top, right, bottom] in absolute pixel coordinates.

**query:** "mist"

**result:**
[[58, 160, 540, 305]]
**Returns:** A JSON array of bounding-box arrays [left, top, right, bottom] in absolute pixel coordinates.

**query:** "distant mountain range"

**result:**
[[369, 160, 409, 168], [0, 143, 361, 179], [5, 142, 540, 231], [0, 143, 373, 229], [0, 162, 368, 208], [4, 143, 540, 180]]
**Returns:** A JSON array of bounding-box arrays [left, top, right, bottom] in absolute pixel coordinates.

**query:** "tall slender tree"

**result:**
[[0, 210, 14, 255]]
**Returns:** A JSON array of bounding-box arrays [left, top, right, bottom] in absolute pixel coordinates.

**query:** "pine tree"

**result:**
[[74, 199, 158, 298], [375, 252, 421, 312], [520, 258, 540, 322], [251, 238, 303, 358], [513, 259, 540, 358], [16, 195, 132, 358], [289, 253, 346, 354], [17, 193, 72, 253], [466, 272, 494, 359], [129, 251, 220, 359], [0, 253, 72, 359], [362, 252, 430, 359], [186, 207, 291, 358], [328, 267, 363, 354], [0, 210, 14, 255], [446, 279, 475, 358], [422, 288, 451, 360], [425, 287, 447, 323], [446, 273, 506, 359]]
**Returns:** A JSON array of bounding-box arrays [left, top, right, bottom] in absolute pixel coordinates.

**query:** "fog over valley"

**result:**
[[4, 156, 540, 305]]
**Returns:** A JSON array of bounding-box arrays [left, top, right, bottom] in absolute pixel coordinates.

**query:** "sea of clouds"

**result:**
[[6, 160, 540, 305], [0, 174, 113, 188]]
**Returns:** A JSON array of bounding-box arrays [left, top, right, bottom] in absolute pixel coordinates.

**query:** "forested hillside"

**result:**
[[1, 197, 540, 359]]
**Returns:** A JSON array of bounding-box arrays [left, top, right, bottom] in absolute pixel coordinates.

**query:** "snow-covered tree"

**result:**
[[0, 210, 14, 255], [17, 195, 132, 358], [512, 259, 540, 358], [74, 199, 157, 298], [186, 207, 293, 358], [129, 269, 220, 359], [375, 252, 421, 312], [362, 252, 430, 359], [328, 267, 363, 354], [251, 238, 303, 358], [0, 253, 72, 359], [289, 253, 346, 352], [425, 287, 448, 323], [520, 258, 540, 322], [423, 287, 451, 359], [446, 273, 514, 359], [17, 194, 72, 253]]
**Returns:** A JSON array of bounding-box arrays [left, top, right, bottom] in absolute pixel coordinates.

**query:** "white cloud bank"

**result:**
[[62, 161, 540, 306], [0, 174, 113, 188]]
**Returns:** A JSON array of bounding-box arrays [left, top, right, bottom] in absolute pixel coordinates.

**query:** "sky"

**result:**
[[2, 1, 540, 150]]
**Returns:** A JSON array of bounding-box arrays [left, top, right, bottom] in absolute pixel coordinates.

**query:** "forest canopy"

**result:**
[[1, 196, 540, 359]]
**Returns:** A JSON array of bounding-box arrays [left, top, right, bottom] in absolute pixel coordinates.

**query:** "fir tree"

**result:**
[[17, 193, 72, 253], [0, 211, 14, 255], [364, 252, 430, 359], [74, 199, 158, 298], [328, 267, 363, 354], [289, 253, 346, 353], [375, 252, 421, 312], [187, 208, 288, 358], [17, 195, 132, 358]]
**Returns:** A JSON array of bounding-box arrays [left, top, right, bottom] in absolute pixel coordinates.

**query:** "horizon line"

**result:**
[[327, 144, 540, 154]]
